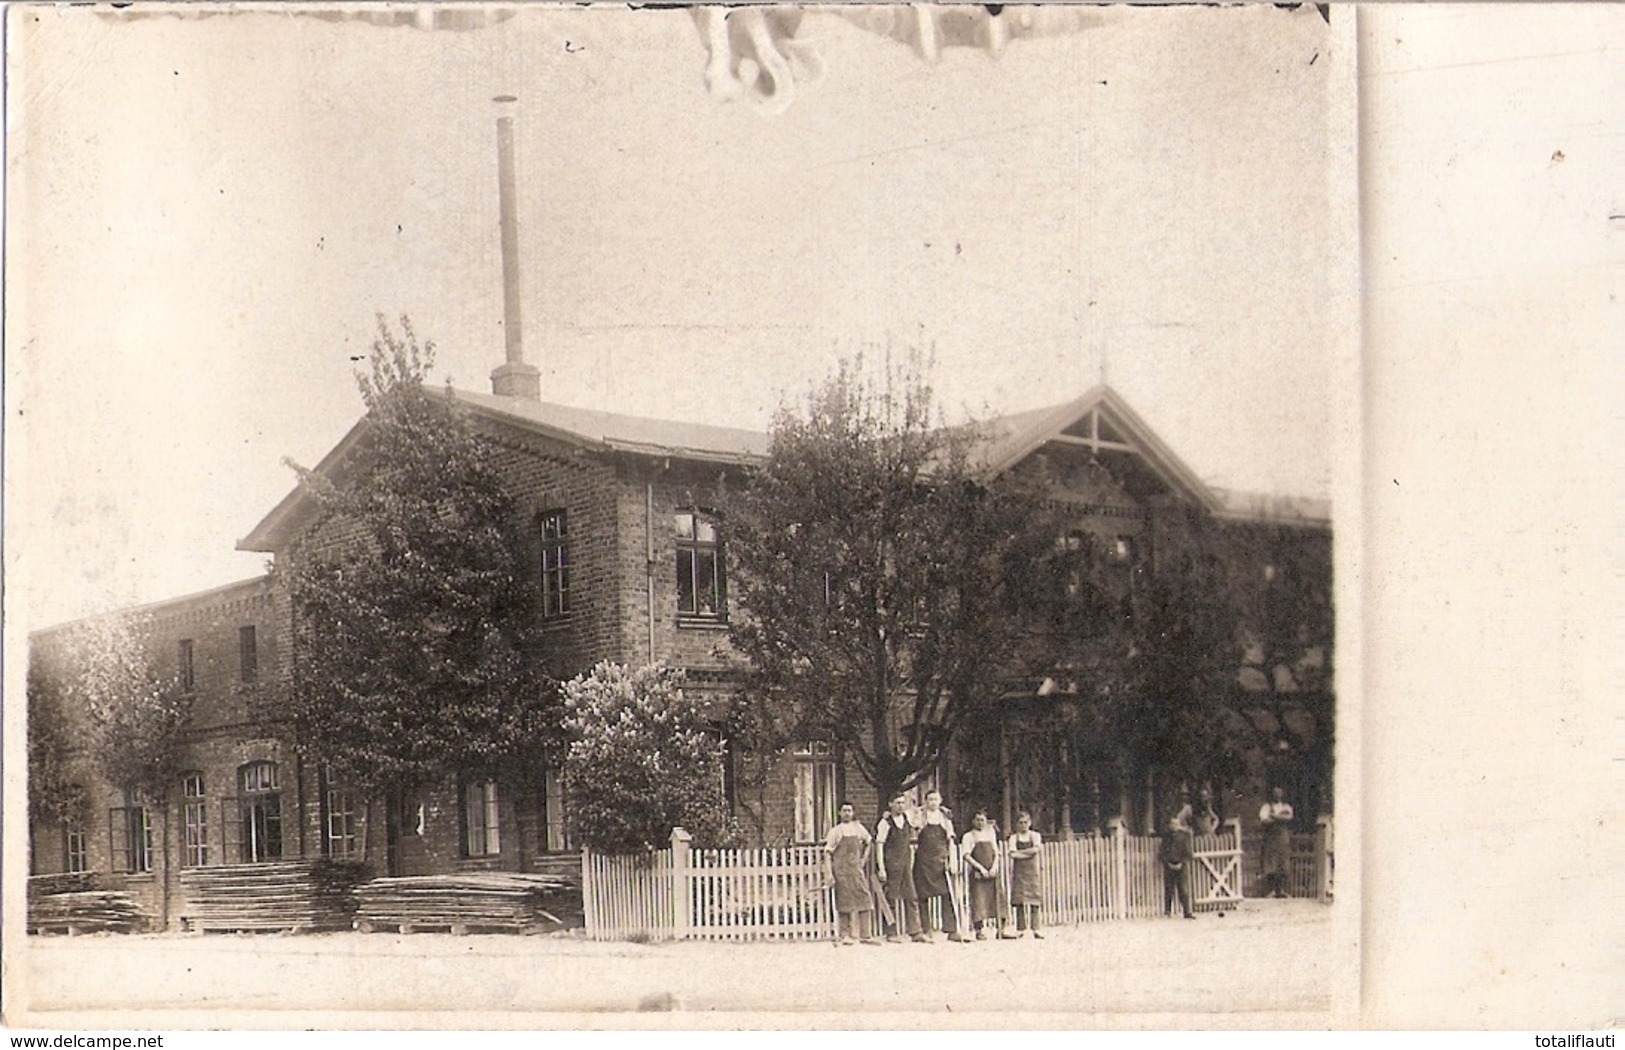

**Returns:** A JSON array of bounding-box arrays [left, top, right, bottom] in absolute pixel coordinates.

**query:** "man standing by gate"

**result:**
[[876, 794, 926, 942], [1160, 814, 1196, 919]]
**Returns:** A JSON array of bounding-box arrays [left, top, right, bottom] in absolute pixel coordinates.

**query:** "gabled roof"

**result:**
[[973, 384, 1225, 515], [240, 383, 1326, 553], [238, 389, 771, 552], [449, 389, 769, 463]]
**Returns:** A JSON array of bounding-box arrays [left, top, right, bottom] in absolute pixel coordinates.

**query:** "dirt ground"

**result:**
[[12, 900, 1345, 1029]]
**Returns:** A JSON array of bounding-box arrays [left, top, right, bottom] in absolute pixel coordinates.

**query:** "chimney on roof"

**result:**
[[490, 94, 541, 401]]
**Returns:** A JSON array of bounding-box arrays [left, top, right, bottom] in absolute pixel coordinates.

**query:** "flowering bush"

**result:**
[[562, 662, 734, 853]]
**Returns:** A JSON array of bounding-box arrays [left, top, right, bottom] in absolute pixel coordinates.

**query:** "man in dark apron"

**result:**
[[876, 794, 926, 942], [912, 790, 969, 942]]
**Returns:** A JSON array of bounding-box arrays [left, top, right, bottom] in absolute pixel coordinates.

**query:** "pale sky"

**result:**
[[8, 3, 1338, 628]]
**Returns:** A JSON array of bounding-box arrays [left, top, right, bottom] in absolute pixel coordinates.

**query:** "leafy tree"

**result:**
[[69, 615, 192, 804], [1233, 522, 1336, 813], [1237, 523, 1334, 710], [27, 656, 88, 827], [725, 358, 1057, 808], [1114, 533, 1248, 799], [1029, 507, 1254, 819], [277, 316, 557, 795], [560, 662, 733, 852]]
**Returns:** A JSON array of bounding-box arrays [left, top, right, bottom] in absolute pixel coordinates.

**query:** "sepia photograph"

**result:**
[[9, 0, 1360, 1029]]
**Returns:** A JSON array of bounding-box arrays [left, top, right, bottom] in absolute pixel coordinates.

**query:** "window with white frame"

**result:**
[[675, 510, 726, 619], [538, 510, 570, 619], [792, 742, 838, 844], [323, 771, 361, 860], [181, 772, 208, 866], [702, 727, 733, 815], [111, 792, 153, 874], [462, 778, 501, 857], [238, 761, 283, 862], [65, 826, 88, 873], [540, 769, 570, 853]]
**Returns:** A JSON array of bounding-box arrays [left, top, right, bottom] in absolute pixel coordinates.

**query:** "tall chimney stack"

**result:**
[[490, 94, 541, 400]]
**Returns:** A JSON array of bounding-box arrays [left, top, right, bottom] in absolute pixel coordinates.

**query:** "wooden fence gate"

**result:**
[[1192, 820, 1246, 911]]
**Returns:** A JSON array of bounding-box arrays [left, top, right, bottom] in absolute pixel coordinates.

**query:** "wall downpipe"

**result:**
[[646, 481, 656, 663]]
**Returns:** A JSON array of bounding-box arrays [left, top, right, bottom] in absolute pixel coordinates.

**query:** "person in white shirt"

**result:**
[[824, 802, 880, 945], [960, 809, 1002, 940], [875, 794, 926, 942], [1258, 786, 1295, 898], [912, 790, 968, 942], [1006, 810, 1044, 938]]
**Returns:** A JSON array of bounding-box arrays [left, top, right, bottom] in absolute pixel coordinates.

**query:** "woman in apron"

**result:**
[[1006, 810, 1044, 938]]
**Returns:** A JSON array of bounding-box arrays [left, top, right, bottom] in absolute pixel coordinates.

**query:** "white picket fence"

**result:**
[[582, 819, 1247, 942]]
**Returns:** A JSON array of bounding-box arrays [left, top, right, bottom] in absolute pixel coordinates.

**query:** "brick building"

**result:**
[[28, 370, 1332, 929], [28, 577, 292, 924]]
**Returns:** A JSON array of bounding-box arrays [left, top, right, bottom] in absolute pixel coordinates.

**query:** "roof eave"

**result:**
[[1094, 387, 1224, 515], [602, 438, 765, 467], [236, 417, 374, 553], [976, 384, 1108, 479]]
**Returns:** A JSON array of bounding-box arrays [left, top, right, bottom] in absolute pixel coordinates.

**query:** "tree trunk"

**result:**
[[158, 806, 172, 931], [869, 709, 900, 822], [999, 721, 1014, 831]]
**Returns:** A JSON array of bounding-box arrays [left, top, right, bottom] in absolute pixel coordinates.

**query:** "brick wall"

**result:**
[[609, 459, 748, 676]]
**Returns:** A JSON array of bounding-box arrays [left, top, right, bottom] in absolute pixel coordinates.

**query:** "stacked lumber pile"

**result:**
[[179, 860, 369, 933], [28, 871, 101, 898], [529, 854, 585, 928], [28, 876, 146, 934], [353, 871, 577, 934]]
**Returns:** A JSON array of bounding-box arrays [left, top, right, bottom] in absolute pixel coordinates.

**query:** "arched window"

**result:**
[[237, 761, 282, 863], [181, 772, 208, 866]]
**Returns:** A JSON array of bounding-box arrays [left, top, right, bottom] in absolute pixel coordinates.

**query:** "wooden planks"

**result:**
[[179, 859, 369, 933], [354, 872, 578, 934], [28, 888, 146, 935]]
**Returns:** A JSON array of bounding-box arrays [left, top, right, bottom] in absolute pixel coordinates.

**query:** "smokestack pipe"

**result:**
[[491, 94, 541, 400]]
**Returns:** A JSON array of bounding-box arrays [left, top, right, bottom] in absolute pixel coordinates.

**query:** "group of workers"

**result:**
[[822, 789, 1044, 945], [826, 786, 1298, 941]]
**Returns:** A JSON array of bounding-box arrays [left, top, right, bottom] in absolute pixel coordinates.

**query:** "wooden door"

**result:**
[[385, 789, 431, 876]]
